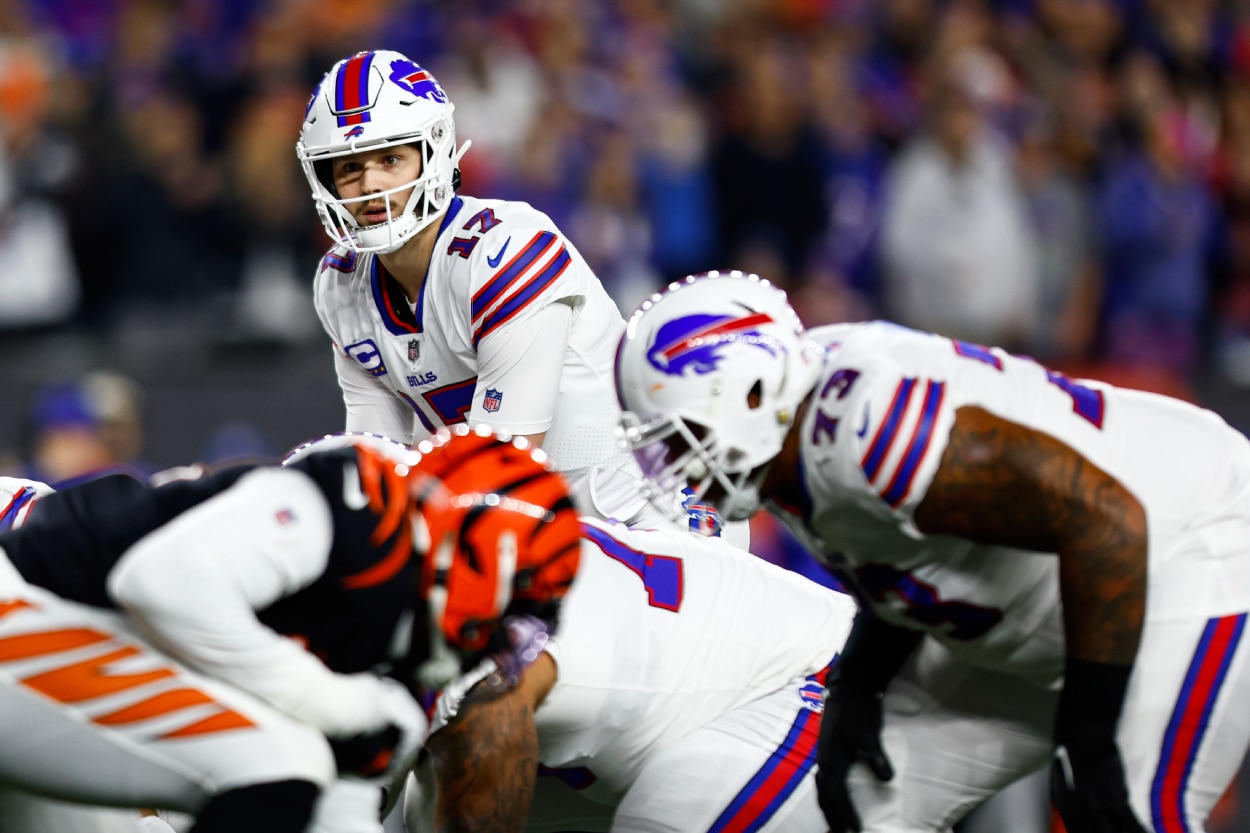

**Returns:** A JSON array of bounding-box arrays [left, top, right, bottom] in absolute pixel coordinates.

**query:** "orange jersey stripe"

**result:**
[[0, 599, 35, 620], [357, 448, 387, 513], [342, 527, 411, 590], [23, 645, 176, 703], [0, 627, 111, 662], [368, 473, 408, 547], [160, 708, 255, 739], [94, 687, 216, 726]]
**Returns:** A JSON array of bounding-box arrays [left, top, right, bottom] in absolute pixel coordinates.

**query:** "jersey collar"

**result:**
[[368, 196, 465, 337]]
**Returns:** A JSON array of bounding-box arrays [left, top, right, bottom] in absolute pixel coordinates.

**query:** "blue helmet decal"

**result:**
[[388, 58, 448, 103], [646, 312, 781, 376]]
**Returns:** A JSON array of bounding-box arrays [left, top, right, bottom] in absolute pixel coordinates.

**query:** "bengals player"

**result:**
[[0, 426, 579, 833]]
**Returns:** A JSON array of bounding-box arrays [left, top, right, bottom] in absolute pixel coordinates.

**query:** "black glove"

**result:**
[[329, 724, 403, 779], [815, 685, 894, 833], [1050, 659, 1147, 833], [329, 677, 428, 787], [814, 612, 919, 833]]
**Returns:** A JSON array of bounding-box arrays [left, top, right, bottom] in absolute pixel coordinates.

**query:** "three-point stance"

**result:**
[[616, 271, 1250, 833]]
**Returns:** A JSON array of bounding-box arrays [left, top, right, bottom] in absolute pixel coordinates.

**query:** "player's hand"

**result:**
[[329, 677, 428, 793], [1050, 741, 1147, 833], [815, 686, 894, 833]]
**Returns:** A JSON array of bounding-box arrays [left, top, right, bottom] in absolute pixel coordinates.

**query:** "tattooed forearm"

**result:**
[[913, 405, 1147, 665], [426, 682, 539, 833]]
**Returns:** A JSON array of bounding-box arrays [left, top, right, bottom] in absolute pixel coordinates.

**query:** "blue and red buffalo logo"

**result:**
[[388, 59, 448, 103], [343, 125, 365, 140], [646, 312, 781, 376], [798, 680, 826, 713]]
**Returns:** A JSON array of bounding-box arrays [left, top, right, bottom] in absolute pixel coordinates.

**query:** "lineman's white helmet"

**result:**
[[615, 271, 822, 521]]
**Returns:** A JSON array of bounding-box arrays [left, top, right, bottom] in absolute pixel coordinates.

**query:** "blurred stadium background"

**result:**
[[0, 0, 1249, 827]]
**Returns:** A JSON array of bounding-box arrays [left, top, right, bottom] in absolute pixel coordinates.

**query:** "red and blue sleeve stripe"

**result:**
[[880, 381, 945, 508], [335, 51, 375, 127], [1150, 612, 1246, 833], [0, 487, 38, 530], [321, 248, 358, 273], [860, 378, 916, 482], [706, 707, 820, 833], [470, 231, 557, 322], [474, 246, 572, 347]]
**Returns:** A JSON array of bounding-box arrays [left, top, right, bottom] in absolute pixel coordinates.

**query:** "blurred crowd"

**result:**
[[0, 0, 1247, 390], [1, 1, 1250, 826]]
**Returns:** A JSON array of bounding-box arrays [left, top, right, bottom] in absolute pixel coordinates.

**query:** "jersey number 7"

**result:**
[[582, 524, 684, 612]]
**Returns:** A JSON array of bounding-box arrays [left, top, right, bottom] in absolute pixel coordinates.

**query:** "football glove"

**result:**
[[815, 685, 894, 833], [1050, 658, 1146, 833]]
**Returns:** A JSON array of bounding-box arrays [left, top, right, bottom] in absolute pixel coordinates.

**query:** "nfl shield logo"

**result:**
[[407, 338, 420, 363], [483, 388, 503, 412]]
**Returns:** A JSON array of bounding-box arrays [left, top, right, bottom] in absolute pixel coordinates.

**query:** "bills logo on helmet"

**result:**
[[344, 125, 365, 140], [646, 312, 781, 376], [388, 58, 448, 103], [483, 388, 503, 412]]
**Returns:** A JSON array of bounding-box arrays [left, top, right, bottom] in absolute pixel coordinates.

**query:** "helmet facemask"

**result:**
[[619, 392, 775, 523], [301, 122, 468, 254]]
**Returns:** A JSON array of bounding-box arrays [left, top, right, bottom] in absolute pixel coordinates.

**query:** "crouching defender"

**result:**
[[0, 426, 580, 833]]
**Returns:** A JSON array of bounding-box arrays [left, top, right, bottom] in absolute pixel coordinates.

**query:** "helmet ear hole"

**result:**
[[747, 379, 763, 410]]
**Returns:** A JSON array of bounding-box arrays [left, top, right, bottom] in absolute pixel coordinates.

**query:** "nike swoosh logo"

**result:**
[[856, 405, 870, 438], [486, 237, 512, 269], [342, 462, 369, 510]]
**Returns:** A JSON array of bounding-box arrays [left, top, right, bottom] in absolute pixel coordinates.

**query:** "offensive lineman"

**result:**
[[406, 517, 857, 832], [297, 49, 653, 524], [615, 272, 1250, 833], [0, 428, 580, 832]]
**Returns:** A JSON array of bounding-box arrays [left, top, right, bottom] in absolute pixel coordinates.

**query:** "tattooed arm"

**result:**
[[422, 652, 557, 833], [913, 405, 1151, 832], [913, 405, 1146, 665]]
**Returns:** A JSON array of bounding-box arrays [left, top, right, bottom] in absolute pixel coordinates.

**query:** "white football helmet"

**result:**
[[296, 49, 471, 254], [615, 271, 823, 521]]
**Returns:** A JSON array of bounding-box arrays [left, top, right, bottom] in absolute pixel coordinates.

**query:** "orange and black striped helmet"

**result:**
[[284, 427, 581, 685], [410, 425, 581, 663]]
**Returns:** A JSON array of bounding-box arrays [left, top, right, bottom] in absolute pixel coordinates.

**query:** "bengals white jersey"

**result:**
[[530, 518, 855, 805], [781, 321, 1250, 687], [314, 194, 632, 483]]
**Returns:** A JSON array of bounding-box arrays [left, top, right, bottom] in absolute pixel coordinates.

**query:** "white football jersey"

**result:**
[[533, 518, 855, 805], [314, 194, 632, 482], [780, 321, 1250, 687]]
